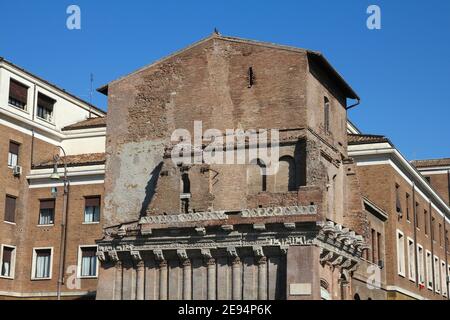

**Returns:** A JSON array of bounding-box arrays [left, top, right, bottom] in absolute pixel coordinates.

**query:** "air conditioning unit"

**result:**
[[13, 166, 22, 177]]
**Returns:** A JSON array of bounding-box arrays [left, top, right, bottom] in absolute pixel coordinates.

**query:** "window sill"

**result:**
[[78, 276, 98, 279], [3, 221, 16, 226], [31, 277, 52, 281], [8, 103, 28, 114], [82, 222, 100, 225], [398, 273, 406, 278], [0, 275, 14, 280], [36, 116, 55, 126], [37, 224, 55, 227]]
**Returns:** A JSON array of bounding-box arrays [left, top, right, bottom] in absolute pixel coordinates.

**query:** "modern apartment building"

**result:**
[[0, 57, 106, 299]]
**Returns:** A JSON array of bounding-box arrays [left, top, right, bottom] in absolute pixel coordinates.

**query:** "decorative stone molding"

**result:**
[[319, 248, 359, 273], [108, 250, 119, 262], [253, 224, 266, 231], [201, 249, 213, 260], [195, 227, 206, 236], [227, 247, 239, 259], [117, 227, 127, 237], [221, 225, 234, 232], [242, 205, 317, 218], [253, 246, 265, 258], [130, 251, 142, 262], [139, 211, 228, 225], [96, 251, 106, 262], [318, 221, 367, 251], [319, 251, 334, 264], [177, 249, 189, 261], [153, 249, 165, 262], [283, 223, 296, 230], [280, 245, 289, 255]]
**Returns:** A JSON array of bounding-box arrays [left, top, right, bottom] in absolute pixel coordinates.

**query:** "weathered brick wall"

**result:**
[[423, 173, 450, 206], [104, 37, 313, 227]]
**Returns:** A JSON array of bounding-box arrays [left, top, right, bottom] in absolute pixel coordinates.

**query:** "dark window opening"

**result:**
[[248, 67, 255, 88], [1, 247, 14, 278], [405, 192, 410, 221], [415, 202, 420, 229], [182, 173, 191, 194], [34, 249, 51, 279], [8, 141, 20, 168], [37, 93, 55, 122], [324, 97, 330, 132], [80, 247, 97, 277], [4, 195, 16, 223], [39, 199, 55, 225], [8, 79, 28, 110], [256, 159, 267, 192], [84, 196, 101, 223], [395, 185, 402, 215]]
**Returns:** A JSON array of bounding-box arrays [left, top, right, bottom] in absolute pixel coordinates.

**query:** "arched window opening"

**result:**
[[248, 159, 267, 194], [181, 173, 190, 194], [324, 97, 330, 133], [275, 156, 297, 192]]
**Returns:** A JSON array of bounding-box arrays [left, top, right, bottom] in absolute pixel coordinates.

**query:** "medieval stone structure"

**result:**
[[95, 33, 373, 300]]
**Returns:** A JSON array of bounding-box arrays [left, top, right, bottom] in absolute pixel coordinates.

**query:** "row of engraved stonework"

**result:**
[[96, 234, 316, 257], [103, 247, 287, 300], [138, 205, 318, 225]]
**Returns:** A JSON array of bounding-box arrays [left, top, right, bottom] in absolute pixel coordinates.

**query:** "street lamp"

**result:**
[[50, 147, 70, 301]]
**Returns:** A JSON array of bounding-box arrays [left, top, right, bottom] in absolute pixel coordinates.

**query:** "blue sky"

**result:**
[[1, 0, 449, 160]]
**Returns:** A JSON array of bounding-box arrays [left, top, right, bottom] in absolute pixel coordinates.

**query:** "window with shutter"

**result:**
[[84, 197, 101, 223], [8, 141, 20, 168], [8, 79, 28, 110], [37, 93, 55, 122], [79, 247, 98, 277], [39, 200, 55, 225], [34, 249, 52, 279], [1, 246, 15, 278], [4, 195, 17, 223]]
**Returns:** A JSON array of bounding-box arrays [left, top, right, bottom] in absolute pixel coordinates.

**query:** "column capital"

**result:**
[[130, 251, 142, 262], [108, 250, 119, 263], [177, 249, 189, 262]]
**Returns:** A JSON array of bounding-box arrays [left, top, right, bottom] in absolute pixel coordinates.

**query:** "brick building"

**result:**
[[0, 58, 106, 299], [1, 33, 449, 300]]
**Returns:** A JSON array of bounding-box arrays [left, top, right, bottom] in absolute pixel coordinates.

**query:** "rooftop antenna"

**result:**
[[89, 73, 94, 118]]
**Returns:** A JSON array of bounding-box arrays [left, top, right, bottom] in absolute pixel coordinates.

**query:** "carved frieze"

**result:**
[[241, 205, 317, 218], [139, 211, 228, 225]]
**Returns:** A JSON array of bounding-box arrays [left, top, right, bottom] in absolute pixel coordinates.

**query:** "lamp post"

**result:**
[[50, 146, 70, 301]]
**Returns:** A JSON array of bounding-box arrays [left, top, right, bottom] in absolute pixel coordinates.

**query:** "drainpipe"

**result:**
[[412, 184, 419, 287], [346, 98, 361, 111]]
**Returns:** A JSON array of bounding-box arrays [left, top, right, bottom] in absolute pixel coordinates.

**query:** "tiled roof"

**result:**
[[33, 153, 106, 169], [62, 117, 106, 131], [411, 158, 450, 168], [348, 134, 389, 145]]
